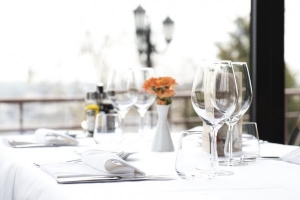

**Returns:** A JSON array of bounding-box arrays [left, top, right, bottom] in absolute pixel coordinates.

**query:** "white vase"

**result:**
[[151, 104, 174, 152]]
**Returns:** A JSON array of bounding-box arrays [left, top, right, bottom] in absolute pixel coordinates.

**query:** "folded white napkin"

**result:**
[[281, 148, 300, 165], [40, 151, 144, 179], [81, 150, 144, 175], [35, 128, 78, 146]]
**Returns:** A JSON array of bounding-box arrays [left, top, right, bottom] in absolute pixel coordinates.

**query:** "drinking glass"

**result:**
[[106, 68, 138, 135], [133, 68, 156, 136], [176, 131, 213, 179], [221, 62, 253, 166], [239, 122, 260, 162], [191, 60, 238, 177], [93, 113, 122, 145]]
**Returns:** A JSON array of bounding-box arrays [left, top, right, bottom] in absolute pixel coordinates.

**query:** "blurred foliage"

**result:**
[[216, 17, 250, 66], [285, 66, 297, 88], [215, 16, 299, 141]]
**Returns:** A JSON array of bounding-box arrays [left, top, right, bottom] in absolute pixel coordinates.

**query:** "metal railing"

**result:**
[[285, 88, 300, 142], [0, 89, 299, 143], [0, 96, 85, 133]]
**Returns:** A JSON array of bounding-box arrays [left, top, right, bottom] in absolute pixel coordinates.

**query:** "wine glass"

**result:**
[[133, 68, 156, 136], [221, 62, 253, 166], [106, 68, 138, 135], [191, 60, 238, 178]]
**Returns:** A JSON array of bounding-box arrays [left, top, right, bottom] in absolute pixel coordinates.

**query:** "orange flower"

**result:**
[[143, 78, 156, 94], [143, 76, 177, 105], [154, 77, 177, 88], [156, 89, 175, 99]]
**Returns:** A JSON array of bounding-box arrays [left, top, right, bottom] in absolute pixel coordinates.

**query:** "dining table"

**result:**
[[0, 131, 300, 200]]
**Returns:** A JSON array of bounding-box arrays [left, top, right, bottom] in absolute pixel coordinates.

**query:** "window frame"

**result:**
[[250, 0, 285, 144]]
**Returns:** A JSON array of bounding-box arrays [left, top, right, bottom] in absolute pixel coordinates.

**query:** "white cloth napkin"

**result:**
[[40, 151, 144, 179], [281, 148, 300, 165], [81, 150, 144, 175], [35, 128, 79, 146]]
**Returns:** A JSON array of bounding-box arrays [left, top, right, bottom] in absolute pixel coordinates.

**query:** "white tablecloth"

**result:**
[[0, 133, 300, 200]]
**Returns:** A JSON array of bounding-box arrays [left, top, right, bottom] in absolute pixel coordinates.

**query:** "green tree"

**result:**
[[216, 16, 298, 139], [216, 17, 250, 65], [216, 16, 297, 88]]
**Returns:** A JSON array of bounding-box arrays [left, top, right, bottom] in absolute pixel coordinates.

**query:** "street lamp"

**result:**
[[133, 5, 174, 68]]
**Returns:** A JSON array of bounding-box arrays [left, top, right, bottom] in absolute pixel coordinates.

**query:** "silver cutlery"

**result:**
[[260, 156, 281, 160], [7, 139, 55, 148], [56, 175, 175, 184], [116, 151, 137, 160]]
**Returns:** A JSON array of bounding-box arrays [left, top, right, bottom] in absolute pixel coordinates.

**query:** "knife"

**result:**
[[56, 175, 176, 184]]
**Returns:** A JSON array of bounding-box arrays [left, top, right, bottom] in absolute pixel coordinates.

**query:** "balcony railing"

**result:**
[[0, 89, 299, 143]]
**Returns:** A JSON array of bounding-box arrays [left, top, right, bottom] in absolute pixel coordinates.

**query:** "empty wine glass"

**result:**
[[133, 68, 156, 136], [221, 62, 253, 166], [191, 60, 238, 178], [106, 68, 138, 135]]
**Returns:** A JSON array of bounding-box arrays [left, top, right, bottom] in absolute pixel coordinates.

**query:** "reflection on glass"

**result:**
[[133, 68, 156, 136], [106, 68, 138, 135]]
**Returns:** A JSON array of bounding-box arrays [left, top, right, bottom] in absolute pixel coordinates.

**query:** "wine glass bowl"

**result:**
[[133, 68, 156, 135], [106, 68, 138, 135]]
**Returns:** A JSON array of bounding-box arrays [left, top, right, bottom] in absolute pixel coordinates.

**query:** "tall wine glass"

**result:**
[[191, 61, 238, 178], [133, 68, 156, 136], [106, 68, 138, 136], [221, 62, 253, 166]]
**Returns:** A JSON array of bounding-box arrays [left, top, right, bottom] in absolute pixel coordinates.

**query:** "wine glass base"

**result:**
[[216, 170, 234, 176], [193, 168, 234, 177], [219, 160, 248, 167]]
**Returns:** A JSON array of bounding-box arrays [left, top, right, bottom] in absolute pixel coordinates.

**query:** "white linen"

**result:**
[[281, 147, 300, 164], [35, 128, 79, 146], [0, 148, 66, 200], [1, 134, 300, 200]]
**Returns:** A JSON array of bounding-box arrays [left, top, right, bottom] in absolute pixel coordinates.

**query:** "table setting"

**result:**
[[1, 62, 300, 200]]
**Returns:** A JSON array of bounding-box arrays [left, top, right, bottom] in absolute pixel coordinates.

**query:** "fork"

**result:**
[[116, 151, 137, 160]]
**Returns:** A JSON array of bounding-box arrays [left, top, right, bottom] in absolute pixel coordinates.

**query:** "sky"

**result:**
[[0, 0, 298, 88]]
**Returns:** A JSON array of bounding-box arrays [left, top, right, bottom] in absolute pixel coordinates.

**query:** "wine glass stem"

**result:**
[[120, 117, 125, 135], [225, 123, 238, 163], [118, 110, 128, 136], [137, 109, 147, 135], [209, 127, 220, 173], [227, 123, 234, 161], [139, 115, 144, 134]]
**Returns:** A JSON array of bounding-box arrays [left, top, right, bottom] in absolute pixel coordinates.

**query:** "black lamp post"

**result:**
[[133, 5, 174, 68]]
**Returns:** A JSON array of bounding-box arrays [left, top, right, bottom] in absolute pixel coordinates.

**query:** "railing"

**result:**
[[0, 89, 299, 143], [285, 88, 300, 142], [0, 96, 85, 133]]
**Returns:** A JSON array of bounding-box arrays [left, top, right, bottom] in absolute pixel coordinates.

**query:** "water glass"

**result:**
[[240, 122, 260, 162], [175, 131, 215, 179], [93, 113, 122, 144], [228, 122, 260, 162]]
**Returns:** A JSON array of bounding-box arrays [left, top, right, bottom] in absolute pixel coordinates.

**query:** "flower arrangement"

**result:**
[[143, 77, 178, 105]]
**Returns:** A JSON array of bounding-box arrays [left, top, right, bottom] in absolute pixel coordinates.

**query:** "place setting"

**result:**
[[2, 62, 300, 187], [18, 67, 179, 184], [35, 149, 174, 184]]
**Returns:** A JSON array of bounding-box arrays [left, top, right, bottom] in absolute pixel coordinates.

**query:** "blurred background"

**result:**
[[0, 0, 299, 142]]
